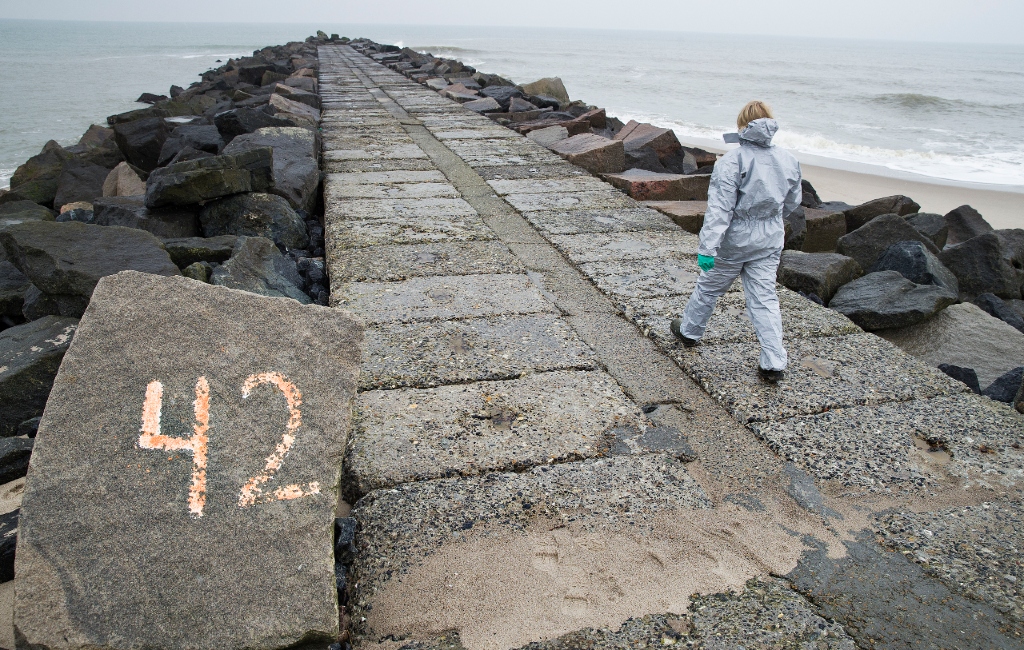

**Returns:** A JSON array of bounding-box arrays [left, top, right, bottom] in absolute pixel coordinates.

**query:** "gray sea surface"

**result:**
[[1, 20, 1023, 189]]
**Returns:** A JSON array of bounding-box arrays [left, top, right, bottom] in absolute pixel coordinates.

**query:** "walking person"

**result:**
[[670, 101, 802, 383]]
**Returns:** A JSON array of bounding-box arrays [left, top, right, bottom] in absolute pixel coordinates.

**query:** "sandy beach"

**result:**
[[803, 164, 1024, 231]]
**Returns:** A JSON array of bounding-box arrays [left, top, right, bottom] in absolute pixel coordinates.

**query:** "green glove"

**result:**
[[697, 254, 715, 272]]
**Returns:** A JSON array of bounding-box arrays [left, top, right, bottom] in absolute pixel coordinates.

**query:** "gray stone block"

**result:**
[[14, 272, 363, 649]]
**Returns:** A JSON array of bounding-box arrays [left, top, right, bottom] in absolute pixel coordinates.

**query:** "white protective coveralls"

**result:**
[[678, 118, 802, 371]]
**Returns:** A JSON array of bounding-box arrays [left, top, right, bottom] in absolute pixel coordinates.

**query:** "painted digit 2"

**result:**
[[138, 372, 319, 518]]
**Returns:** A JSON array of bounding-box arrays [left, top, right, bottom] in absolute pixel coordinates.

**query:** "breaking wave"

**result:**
[[619, 111, 1024, 186]]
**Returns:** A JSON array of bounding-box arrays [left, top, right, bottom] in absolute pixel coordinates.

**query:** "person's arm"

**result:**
[[782, 163, 803, 221], [698, 153, 740, 258]]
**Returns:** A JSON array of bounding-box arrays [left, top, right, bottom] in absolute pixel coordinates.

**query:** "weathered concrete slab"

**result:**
[[751, 394, 1024, 493], [333, 274, 559, 323], [14, 271, 363, 650], [504, 191, 636, 213], [626, 289, 860, 346], [677, 333, 966, 423], [325, 158, 438, 174], [444, 140, 564, 166], [326, 170, 447, 185], [323, 144, 428, 162], [348, 454, 711, 647], [578, 258, 704, 299], [330, 197, 479, 223], [325, 181, 459, 200], [434, 129, 521, 140], [494, 579, 856, 649], [878, 500, 1024, 624], [348, 370, 646, 494], [330, 241, 522, 283], [487, 177, 612, 195], [474, 164, 591, 181], [522, 207, 678, 235], [325, 211, 494, 250], [361, 314, 597, 390], [549, 230, 699, 264]]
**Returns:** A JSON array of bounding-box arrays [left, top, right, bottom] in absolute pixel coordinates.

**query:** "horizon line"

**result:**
[[0, 17, 1022, 48]]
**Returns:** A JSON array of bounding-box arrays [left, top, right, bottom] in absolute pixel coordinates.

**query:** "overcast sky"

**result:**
[[1, 0, 1022, 45]]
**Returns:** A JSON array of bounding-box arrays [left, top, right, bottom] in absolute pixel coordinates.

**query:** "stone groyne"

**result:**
[[0, 31, 1020, 650]]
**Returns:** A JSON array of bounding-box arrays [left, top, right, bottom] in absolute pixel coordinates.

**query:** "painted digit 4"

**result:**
[[238, 372, 320, 507], [138, 377, 210, 518]]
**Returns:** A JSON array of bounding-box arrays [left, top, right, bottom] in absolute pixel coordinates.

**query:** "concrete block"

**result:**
[[604, 170, 710, 202], [13, 272, 363, 649], [644, 201, 708, 233], [549, 134, 626, 175]]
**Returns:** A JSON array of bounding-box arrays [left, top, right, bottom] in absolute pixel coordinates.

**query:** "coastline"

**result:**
[[673, 134, 1023, 230]]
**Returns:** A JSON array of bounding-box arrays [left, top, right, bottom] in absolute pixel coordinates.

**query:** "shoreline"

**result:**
[[673, 134, 1023, 230]]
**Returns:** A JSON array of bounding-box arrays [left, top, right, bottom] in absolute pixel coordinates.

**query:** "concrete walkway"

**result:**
[[319, 45, 1024, 650]]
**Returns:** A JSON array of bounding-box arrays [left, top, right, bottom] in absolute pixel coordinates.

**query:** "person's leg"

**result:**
[[677, 257, 743, 341], [740, 250, 787, 371]]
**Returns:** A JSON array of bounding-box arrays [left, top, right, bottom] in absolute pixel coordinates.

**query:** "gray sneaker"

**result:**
[[670, 319, 698, 348]]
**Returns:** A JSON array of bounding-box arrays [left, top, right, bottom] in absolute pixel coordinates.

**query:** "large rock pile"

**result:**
[[349, 39, 716, 181], [0, 35, 341, 530]]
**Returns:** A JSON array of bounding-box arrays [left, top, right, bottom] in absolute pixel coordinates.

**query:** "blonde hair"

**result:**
[[737, 101, 775, 130]]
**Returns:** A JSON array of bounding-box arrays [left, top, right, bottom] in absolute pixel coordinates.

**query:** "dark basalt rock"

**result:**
[[937, 363, 981, 394], [53, 159, 110, 209], [870, 240, 959, 295], [0, 510, 16, 583], [905, 212, 948, 249], [222, 127, 318, 212], [939, 230, 1024, 300], [200, 193, 308, 250], [974, 292, 1024, 333], [944, 204, 993, 246], [800, 179, 822, 208], [210, 236, 310, 303], [480, 85, 525, 109], [157, 125, 225, 167], [144, 148, 273, 209], [843, 195, 920, 232], [214, 107, 292, 140], [0, 221, 180, 301], [7, 141, 71, 206], [776, 251, 863, 304], [829, 270, 957, 331], [0, 261, 30, 318], [93, 196, 199, 239], [0, 201, 55, 230], [836, 214, 940, 273], [0, 437, 33, 483], [112, 117, 171, 172], [162, 235, 239, 268], [982, 366, 1024, 404], [0, 316, 78, 436]]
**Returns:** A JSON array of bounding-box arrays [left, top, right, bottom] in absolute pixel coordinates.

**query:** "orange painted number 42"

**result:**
[[138, 372, 320, 518]]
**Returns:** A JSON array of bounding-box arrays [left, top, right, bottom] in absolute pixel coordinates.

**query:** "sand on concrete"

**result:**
[[362, 500, 848, 650]]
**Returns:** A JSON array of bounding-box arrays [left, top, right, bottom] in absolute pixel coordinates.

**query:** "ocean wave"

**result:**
[[870, 93, 1024, 114], [619, 111, 1024, 186], [0, 169, 13, 190]]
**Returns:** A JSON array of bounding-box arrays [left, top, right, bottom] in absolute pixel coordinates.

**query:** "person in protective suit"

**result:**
[[670, 101, 802, 383]]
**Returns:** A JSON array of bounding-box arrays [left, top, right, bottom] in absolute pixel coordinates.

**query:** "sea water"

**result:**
[[2, 20, 1023, 190]]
